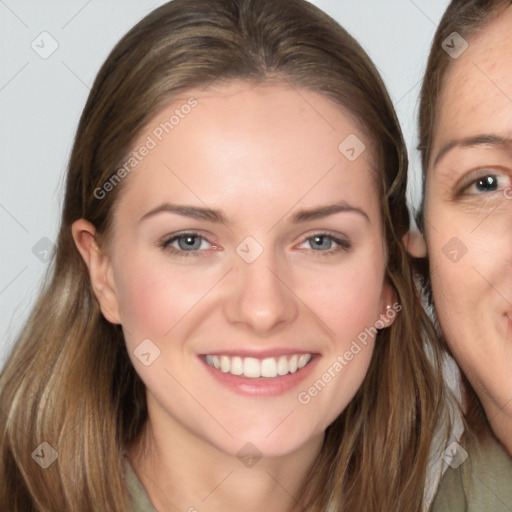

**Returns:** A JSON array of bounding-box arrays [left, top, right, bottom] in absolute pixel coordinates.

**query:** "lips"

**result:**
[[204, 353, 312, 378]]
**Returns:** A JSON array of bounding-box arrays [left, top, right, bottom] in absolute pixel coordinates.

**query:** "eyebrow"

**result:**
[[139, 202, 370, 224], [139, 204, 227, 223], [290, 203, 370, 224], [433, 134, 512, 168]]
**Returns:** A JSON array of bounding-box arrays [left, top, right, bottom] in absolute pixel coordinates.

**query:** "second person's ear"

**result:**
[[403, 230, 427, 258]]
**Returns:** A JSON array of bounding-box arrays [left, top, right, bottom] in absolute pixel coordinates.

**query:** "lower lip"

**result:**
[[200, 356, 319, 397]]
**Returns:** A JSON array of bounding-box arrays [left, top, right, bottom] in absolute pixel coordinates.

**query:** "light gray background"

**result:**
[[0, 0, 451, 365]]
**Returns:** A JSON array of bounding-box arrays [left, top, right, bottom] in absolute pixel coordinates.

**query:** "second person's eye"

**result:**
[[458, 170, 511, 196], [474, 175, 499, 192]]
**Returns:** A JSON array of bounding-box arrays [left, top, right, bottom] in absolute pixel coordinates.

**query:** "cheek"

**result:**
[[326, 275, 381, 328], [297, 255, 385, 342], [112, 255, 220, 343], [426, 203, 512, 360], [427, 205, 512, 294]]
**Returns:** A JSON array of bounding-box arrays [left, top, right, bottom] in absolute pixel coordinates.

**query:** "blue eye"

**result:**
[[308, 235, 334, 251], [161, 233, 213, 255], [298, 233, 351, 253], [175, 234, 203, 251]]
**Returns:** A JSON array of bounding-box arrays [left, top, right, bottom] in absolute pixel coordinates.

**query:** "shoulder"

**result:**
[[431, 433, 512, 511]]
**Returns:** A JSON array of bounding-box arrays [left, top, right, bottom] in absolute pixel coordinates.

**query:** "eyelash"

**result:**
[[159, 231, 351, 257], [457, 169, 511, 197], [296, 233, 352, 255], [159, 232, 216, 257]]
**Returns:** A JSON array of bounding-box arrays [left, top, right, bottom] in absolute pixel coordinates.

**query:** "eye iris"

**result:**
[[178, 235, 202, 250], [476, 176, 498, 192], [310, 235, 332, 250]]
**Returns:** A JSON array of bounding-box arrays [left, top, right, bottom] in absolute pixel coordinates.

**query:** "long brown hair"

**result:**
[[416, 0, 511, 435], [0, 0, 450, 510]]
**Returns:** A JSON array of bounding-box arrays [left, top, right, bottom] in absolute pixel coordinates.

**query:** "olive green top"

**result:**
[[124, 457, 158, 512], [431, 434, 512, 511], [124, 436, 512, 512]]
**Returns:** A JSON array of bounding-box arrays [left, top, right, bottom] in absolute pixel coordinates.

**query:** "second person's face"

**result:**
[[424, 6, 512, 452]]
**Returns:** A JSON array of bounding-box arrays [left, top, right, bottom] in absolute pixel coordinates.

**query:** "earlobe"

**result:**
[[378, 284, 399, 329], [71, 219, 122, 324], [403, 230, 427, 258]]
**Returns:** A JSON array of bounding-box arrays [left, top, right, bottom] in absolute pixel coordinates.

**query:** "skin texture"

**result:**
[[415, 6, 512, 455], [73, 82, 395, 512]]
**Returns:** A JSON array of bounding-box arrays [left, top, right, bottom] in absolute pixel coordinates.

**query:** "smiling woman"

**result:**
[[78, 81, 394, 466], [0, 0, 451, 511]]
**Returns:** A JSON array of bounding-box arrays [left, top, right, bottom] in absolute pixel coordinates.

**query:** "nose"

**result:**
[[223, 252, 299, 335]]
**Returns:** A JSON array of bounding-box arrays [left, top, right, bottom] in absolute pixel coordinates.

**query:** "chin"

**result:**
[[210, 426, 323, 462]]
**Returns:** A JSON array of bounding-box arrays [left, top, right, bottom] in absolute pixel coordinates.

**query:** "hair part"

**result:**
[[1, 0, 450, 510]]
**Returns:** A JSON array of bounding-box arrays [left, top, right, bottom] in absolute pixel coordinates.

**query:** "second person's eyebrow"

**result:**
[[433, 134, 512, 168]]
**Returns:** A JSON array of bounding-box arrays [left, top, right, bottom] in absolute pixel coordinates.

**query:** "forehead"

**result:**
[[435, 6, 512, 145], [116, 82, 381, 221]]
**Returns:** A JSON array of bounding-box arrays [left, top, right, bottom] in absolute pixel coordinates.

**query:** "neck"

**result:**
[[127, 401, 323, 512], [485, 403, 512, 457]]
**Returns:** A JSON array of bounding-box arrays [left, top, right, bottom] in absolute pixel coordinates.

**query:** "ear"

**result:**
[[403, 230, 427, 258], [71, 219, 121, 324], [377, 282, 399, 329]]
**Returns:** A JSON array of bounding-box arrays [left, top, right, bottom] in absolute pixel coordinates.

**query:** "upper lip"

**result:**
[[199, 348, 317, 358]]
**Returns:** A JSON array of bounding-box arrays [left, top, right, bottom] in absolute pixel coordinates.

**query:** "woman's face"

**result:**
[[89, 82, 394, 459], [423, 7, 512, 449]]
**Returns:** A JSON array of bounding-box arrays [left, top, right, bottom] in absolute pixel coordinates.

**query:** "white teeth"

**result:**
[[289, 355, 298, 373], [298, 354, 311, 369], [277, 355, 288, 376], [205, 353, 312, 378], [220, 355, 230, 373], [231, 356, 243, 375], [261, 357, 277, 378], [244, 357, 261, 378]]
